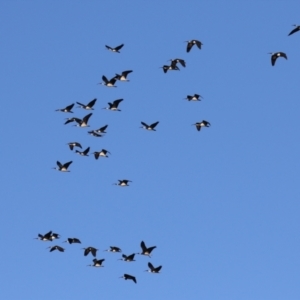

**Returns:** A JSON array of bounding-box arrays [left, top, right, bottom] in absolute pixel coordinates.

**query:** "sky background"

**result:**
[[0, 1, 299, 299]]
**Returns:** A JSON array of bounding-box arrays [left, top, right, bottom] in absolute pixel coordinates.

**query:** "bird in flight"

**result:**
[[269, 52, 288, 66], [186, 39, 203, 52], [105, 44, 124, 53]]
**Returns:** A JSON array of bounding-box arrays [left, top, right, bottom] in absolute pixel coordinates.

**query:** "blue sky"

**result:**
[[0, 1, 300, 299]]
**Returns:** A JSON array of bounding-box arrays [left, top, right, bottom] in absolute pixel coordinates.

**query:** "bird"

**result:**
[[35, 230, 53, 241], [103, 99, 123, 111], [49, 233, 60, 241], [88, 131, 102, 137], [114, 179, 132, 186], [48, 245, 65, 252], [288, 25, 300, 36], [193, 120, 211, 131], [67, 142, 82, 151], [186, 39, 203, 52], [120, 274, 136, 284], [269, 52, 288, 66], [93, 149, 110, 160], [64, 117, 81, 125], [94, 125, 108, 134], [87, 258, 105, 267], [76, 98, 97, 110], [63, 238, 81, 244], [105, 246, 122, 253], [75, 147, 90, 156], [145, 262, 162, 273], [140, 121, 159, 131], [160, 64, 180, 73], [53, 161, 72, 172], [105, 44, 124, 53], [185, 94, 202, 101], [114, 70, 133, 81], [73, 113, 93, 127], [139, 241, 156, 257], [170, 58, 186, 68], [118, 253, 136, 262], [83, 247, 98, 257], [100, 75, 117, 87], [55, 103, 74, 113]]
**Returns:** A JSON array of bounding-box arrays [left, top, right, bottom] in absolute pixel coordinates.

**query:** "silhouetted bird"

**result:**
[[94, 125, 108, 134], [87, 258, 105, 267], [139, 241, 156, 257], [53, 161, 72, 172], [269, 52, 288, 66], [88, 131, 102, 137], [105, 44, 124, 53], [105, 246, 121, 253], [170, 58, 186, 68], [193, 120, 211, 131], [118, 253, 136, 262], [120, 274, 136, 283], [288, 25, 300, 36], [67, 142, 82, 151], [64, 238, 81, 244], [77, 98, 97, 110], [48, 245, 65, 252], [100, 75, 117, 87], [145, 262, 162, 273], [114, 179, 131, 186], [93, 149, 110, 159], [185, 94, 202, 101], [115, 70, 133, 81], [140, 121, 159, 131], [75, 147, 90, 156], [103, 99, 123, 111], [83, 247, 98, 257], [35, 230, 53, 241], [186, 39, 203, 52], [160, 64, 179, 73], [55, 103, 74, 113]]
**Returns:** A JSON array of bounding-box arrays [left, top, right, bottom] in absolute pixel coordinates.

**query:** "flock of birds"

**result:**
[[35, 230, 160, 283], [37, 24, 300, 284]]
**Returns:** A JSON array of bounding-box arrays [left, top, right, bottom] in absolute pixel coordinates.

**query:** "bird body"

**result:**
[[120, 274, 137, 283], [64, 238, 81, 244], [106, 246, 122, 253], [36, 230, 53, 241], [160, 64, 180, 73], [115, 179, 131, 186], [119, 253, 136, 262], [88, 258, 105, 267], [100, 75, 117, 87], [93, 149, 110, 159], [185, 94, 202, 101]]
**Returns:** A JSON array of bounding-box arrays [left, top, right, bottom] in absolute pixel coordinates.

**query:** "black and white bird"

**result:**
[[55, 103, 74, 113], [64, 117, 81, 125], [160, 64, 180, 73], [193, 120, 211, 131], [49, 233, 60, 241], [105, 44, 124, 53], [67, 142, 82, 151], [88, 131, 102, 137], [120, 274, 136, 284], [140, 121, 159, 131], [114, 70, 133, 81], [75, 147, 90, 156], [64, 238, 81, 244], [139, 241, 156, 257], [288, 25, 300, 36], [145, 262, 162, 273], [100, 75, 117, 87], [83, 247, 98, 257], [118, 253, 136, 262], [105, 246, 121, 253], [186, 39, 203, 52], [269, 52, 288, 66], [170, 58, 186, 68], [76, 98, 97, 110], [185, 94, 202, 101], [35, 230, 53, 241], [65, 113, 92, 127], [53, 161, 72, 172], [87, 258, 105, 267], [48, 245, 65, 252], [114, 179, 132, 186], [93, 149, 110, 160], [94, 125, 108, 134], [103, 99, 123, 111]]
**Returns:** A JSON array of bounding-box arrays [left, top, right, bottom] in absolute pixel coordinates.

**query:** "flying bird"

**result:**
[[139, 241, 156, 257], [114, 70, 133, 81], [170, 58, 186, 68], [55, 103, 74, 113], [288, 25, 300, 36], [83, 247, 98, 257], [94, 125, 108, 134], [48, 245, 65, 252], [35, 230, 53, 241], [114, 179, 132, 187], [160, 64, 180, 73], [49, 233, 60, 241], [67, 142, 82, 151], [64, 238, 81, 244], [185, 94, 202, 101], [76, 98, 97, 110], [88, 131, 102, 137], [103, 99, 123, 111], [145, 262, 162, 273], [140, 121, 159, 131], [53, 161, 72, 172], [193, 120, 211, 131], [93, 149, 110, 160], [105, 246, 122, 253], [120, 274, 136, 284], [269, 52, 288, 66], [87, 258, 105, 267], [105, 44, 124, 53], [100, 75, 117, 87], [75, 147, 90, 156], [186, 39, 203, 52], [118, 253, 136, 262]]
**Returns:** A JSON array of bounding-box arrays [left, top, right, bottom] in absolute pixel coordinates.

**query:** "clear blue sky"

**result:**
[[0, 1, 299, 299]]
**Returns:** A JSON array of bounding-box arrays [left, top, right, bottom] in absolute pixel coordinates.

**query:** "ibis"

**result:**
[[170, 58, 186, 68], [145, 262, 162, 273], [140, 121, 159, 131], [139, 241, 156, 257], [269, 52, 288, 66], [120, 274, 136, 284], [75, 147, 90, 156], [114, 179, 131, 186], [35, 230, 53, 241], [100, 75, 117, 87], [105, 44, 124, 53], [53, 161, 72, 172], [193, 120, 211, 131], [49, 233, 60, 241], [76, 98, 97, 110], [103, 99, 123, 111], [48, 245, 65, 252], [67, 142, 82, 151], [63, 238, 81, 244], [55, 103, 74, 113], [74, 113, 93, 127], [186, 39, 203, 52], [88, 258, 105, 267], [118, 253, 136, 262], [93, 149, 110, 160], [115, 70, 133, 81], [105, 246, 121, 253], [83, 247, 98, 257], [160, 64, 179, 73]]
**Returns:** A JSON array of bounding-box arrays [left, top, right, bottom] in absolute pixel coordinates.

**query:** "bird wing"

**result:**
[[122, 70, 132, 76], [66, 103, 75, 110], [186, 42, 193, 52], [150, 121, 159, 129], [288, 26, 300, 36], [280, 52, 288, 60], [57, 161, 63, 168], [195, 40, 202, 49], [147, 246, 156, 253], [74, 238, 81, 243], [84, 248, 90, 256], [196, 124, 201, 131], [271, 54, 277, 66], [105, 45, 112, 50], [91, 248, 97, 257], [115, 44, 124, 51], [63, 161, 73, 169], [99, 125, 108, 132], [179, 59, 186, 67], [109, 77, 117, 85], [75, 142, 82, 148], [140, 241, 147, 251], [83, 147, 90, 155], [127, 253, 135, 260], [76, 102, 85, 107], [68, 144, 74, 150], [87, 98, 97, 107], [113, 99, 123, 106], [148, 262, 154, 270], [141, 122, 149, 127], [57, 246, 64, 252], [94, 153, 99, 160], [102, 75, 108, 83], [132, 277, 137, 283], [83, 113, 93, 123], [155, 265, 162, 272]]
